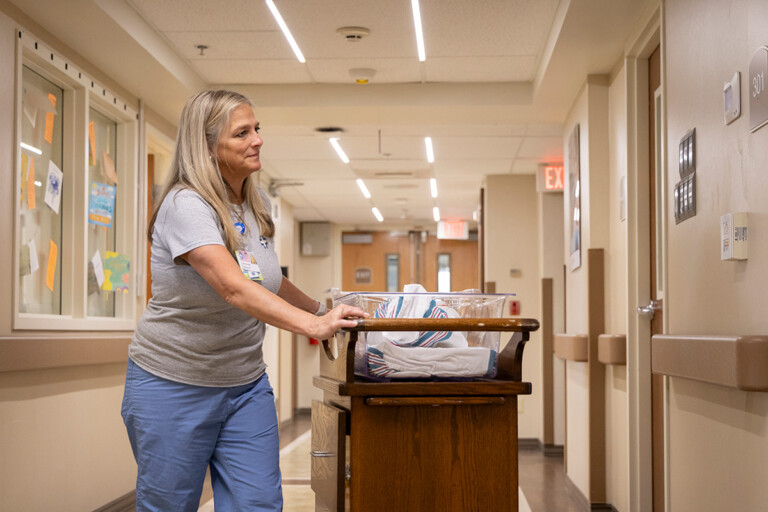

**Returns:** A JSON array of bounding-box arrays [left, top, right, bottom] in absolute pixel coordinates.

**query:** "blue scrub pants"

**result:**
[[121, 358, 282, 512]]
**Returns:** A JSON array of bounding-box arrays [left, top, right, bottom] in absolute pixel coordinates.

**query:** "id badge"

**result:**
[[235, 250, 263, 281]]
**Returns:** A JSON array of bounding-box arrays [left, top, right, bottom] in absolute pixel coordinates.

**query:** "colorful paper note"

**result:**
[[45, 160, 62, 214], [88, 182, 116, 227], [46, 240, 57, 291], [103, 251, 130, 293], [20, 153, 28, 205], [88, 121, 96, 166], [27, 158, 36, 209], [44, 112, 55, 144]]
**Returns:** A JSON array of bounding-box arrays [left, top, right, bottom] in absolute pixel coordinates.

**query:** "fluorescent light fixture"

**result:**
[[372, 207, 384, 222], [425, 136, 434, 163], [265, 0, 306, 63], [20, 142, 42, 155], [432, 206, 440, 222], [429, 178, 438, 198], [411, 0, 426, 62], [356, 178, 371, 199], [34, 181, 42, 187], [329, 137, 349, 163]]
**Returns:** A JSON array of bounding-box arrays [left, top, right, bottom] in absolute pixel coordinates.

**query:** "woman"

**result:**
[[122, 89, 365, 511]]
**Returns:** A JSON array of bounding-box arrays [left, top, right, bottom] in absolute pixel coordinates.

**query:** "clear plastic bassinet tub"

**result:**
[[330, 289, 513, 381]]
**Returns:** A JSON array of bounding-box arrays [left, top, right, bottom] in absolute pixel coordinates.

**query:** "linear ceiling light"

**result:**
[[20, 142, 42, 155], [265, 0, 306, 63], [432, 207, 440, 222], [356, 178, 371, 198], [424, 136, 434, 163], [429, 178, 438, 198], [411, 0, 426, 62], [372, 207, 384, 222], [329, 137, 350, 163]]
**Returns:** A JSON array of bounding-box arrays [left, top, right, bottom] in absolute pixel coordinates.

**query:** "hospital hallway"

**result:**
[[194, 412, 581, 512]]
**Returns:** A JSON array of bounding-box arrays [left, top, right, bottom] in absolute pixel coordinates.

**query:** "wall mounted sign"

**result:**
[[354, 267, 372, 284], [536, 164, 565, 192], [437, 220, 468, 240], [749, 46, 768, 132]]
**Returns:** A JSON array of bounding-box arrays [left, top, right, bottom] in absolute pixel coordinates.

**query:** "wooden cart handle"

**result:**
[[345, 317, 539, 332]]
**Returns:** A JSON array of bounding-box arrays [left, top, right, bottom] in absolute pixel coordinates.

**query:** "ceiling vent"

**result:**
[[314, 126, 344, 134], [337, 26, 370, 42]]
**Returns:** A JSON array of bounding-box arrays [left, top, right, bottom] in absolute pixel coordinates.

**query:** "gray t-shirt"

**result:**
[[129, 187, 282, 387]]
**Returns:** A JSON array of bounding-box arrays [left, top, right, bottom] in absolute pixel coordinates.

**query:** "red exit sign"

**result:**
[[536, 164, 565, 192], [437, 220, 468, 240]]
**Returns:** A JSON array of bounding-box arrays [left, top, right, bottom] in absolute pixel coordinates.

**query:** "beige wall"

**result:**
[[606, 64, 630, 512], [484, 174, 542, 438], [664, 0, 768, 510]]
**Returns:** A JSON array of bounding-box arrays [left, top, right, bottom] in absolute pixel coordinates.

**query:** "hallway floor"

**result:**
[[199, 412, 581, 512]]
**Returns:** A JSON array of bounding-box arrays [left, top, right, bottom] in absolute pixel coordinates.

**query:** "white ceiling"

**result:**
[[12, 0, 656, 229]]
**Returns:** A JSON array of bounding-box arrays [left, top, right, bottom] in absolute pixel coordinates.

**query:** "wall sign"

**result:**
[[536, 164, 565, 192], [437, 220, 468, 240], [354, 267, 372, 284], [749, 46, 768, 132]]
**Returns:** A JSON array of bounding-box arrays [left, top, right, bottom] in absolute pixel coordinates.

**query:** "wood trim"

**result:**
[[597, 334, 627, 365], [0, 335, 131, 372], [652, 334, 768, 391], [554, 334, 588, 361], [587, 248, 606, 502], [541, 278, 555, 445]]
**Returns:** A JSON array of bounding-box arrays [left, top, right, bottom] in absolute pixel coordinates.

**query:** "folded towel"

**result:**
[[367, 343, 496, 379]]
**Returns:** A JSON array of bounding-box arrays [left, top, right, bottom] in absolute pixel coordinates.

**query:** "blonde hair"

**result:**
[[148, 90, 275, 253]]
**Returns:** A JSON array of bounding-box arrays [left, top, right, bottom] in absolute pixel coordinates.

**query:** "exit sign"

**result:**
[[437, 220, 468, 240], [536, 164, 565, 192]]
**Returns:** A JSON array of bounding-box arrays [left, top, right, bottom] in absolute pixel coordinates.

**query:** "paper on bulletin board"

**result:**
[[43, 94, 56, 144], [88, 182, 116, 227], [102, 151, 119, 185], [46, 239, 57, 291], [45, 160, 62, 214], [92, 250, 105, 287], [27, 158, 36, 209], [88, 122, 97, 166], [29, 238, 39, 274], [20, 153, 28, 205], [103, 251, 129, 293]]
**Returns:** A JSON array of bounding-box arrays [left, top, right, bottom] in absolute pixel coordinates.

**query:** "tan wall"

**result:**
[[606, 64, 629, 512], [664, 0, 768, 509], [484, 174, 542, 438]]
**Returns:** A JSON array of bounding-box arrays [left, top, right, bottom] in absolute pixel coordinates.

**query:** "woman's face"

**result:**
[[215, 103, 262, 179]]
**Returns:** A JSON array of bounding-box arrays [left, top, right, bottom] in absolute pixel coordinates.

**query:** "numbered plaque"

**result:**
[[749, 46, 768, 132]]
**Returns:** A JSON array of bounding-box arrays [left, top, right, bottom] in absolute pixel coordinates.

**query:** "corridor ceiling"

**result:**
[[11, 0, 656, 229]]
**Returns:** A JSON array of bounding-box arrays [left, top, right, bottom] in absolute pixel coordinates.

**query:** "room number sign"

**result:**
[[749, 46, 768, 132]]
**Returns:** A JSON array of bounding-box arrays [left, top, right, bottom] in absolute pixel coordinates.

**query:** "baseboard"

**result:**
[[563, 473, 616, 511], [294, 407, 310, 416], [543, 443, 564, 457], [518, 437, 542, 450], [92, 491, 135, 512]]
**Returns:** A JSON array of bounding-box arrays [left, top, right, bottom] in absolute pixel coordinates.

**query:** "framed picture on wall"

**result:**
[[568, 124, 581, 271]]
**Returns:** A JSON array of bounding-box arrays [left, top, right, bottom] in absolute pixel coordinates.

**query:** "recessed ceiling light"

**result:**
[[265, 0, 305, 63], [411, 0, 426, 62]]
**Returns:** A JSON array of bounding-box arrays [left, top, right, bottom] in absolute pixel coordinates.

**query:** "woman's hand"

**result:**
[[308, 304, 368, 340]]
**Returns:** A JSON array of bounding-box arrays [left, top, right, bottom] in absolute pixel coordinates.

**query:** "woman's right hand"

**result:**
[[309, 304, 368, 340]]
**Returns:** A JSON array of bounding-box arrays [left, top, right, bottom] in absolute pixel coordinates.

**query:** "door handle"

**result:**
[[310, 450, 336, 458], [637, 299, 662, 318]]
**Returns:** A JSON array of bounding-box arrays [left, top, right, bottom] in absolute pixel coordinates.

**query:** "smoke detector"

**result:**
[[336, 26, 370, 42]]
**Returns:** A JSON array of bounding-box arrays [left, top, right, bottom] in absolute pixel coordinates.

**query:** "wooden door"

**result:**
[[648, 44, 665, 512]]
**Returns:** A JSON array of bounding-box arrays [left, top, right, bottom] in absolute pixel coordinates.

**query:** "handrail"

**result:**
[[345, 317, 540, 332]]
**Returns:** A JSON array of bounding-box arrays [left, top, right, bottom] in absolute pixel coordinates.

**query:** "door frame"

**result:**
[[625, 8, 665, 511]]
